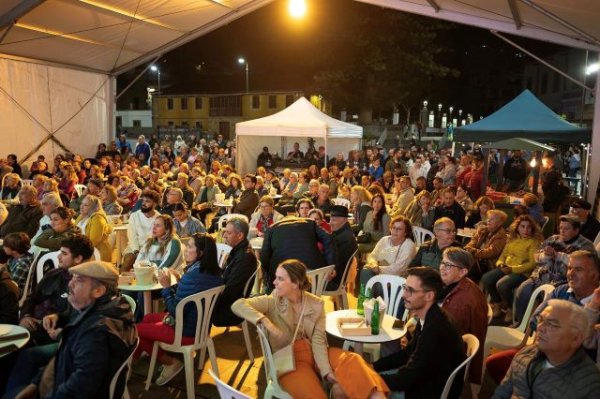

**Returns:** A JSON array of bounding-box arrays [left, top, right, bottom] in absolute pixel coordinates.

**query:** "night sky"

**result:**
[[122, 0, 568, 117]]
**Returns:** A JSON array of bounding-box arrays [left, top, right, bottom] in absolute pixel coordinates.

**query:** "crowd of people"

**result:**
[[0, 132, 598, 398]]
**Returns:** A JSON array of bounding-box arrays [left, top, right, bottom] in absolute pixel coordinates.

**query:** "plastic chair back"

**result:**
[[307, 265, 335, 297], [412, 226, 434, 247], [440, 334, 480, 399], [109, 337, 139, 399], [216, 243, 232, 269], [93, 248, 101, 260], [122, 294, 137, 315], [365, 275, 406, 316], [322, 249, 358, 309], [19, 251, 43, 307], [256, 325, 292, 399], [173, 285, 224, 348], [36, 251, 60, 283], [208, 369, 252, 399], [516, 283, 555, 333], [74, 184, 87, 198]]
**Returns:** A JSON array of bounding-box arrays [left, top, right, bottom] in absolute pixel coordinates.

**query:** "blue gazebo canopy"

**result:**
[[454, 90, 591, 143]]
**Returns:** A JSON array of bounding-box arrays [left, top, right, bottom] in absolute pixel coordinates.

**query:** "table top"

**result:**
[[117, 273, 176, 292], [325, 309, 406, 343], [113, 225, 129, 231], [0, 324, 30, 358], [457, 228, 475, 238], [214, 202, 233, 208], [250, 237, 264, 250]]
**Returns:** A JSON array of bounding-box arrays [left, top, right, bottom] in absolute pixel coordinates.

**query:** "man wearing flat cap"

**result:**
[[16, 261, 138, 399], [328, 205, 358, 290], [570, 199, 600, 241]]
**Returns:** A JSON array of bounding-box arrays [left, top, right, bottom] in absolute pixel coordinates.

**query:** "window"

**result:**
[[252, 95, 260, 109], [181, 121, 189, 127], [195, 121, 202, 128], [133, 120, 141, 127], [209, 95, 242, 116], [181, 97, 188, 110], [268, 95, 277, 108], [195, 97, 202, 109], [168, 121, 174, 127], [285, 94, 294, 107], [167, 98, 174, 110]]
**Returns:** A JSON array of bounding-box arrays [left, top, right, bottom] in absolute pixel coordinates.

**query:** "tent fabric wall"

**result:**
[[0, 56, 111, 165]]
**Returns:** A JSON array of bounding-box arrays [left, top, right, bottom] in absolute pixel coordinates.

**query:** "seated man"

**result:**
[[433, 186, 466, 229], [160, 187, 184, 217], [409, 217, 461, 270], [286, 142, 304, 163], [329, 205, 358, 290], [570, 198, 600, 242], [232, 174, 259, 220], [212, 216, 257, 327], [492, 300, 600, 398], [122, 189, 160, 271], [0, 185, 43, 240], [439, 247, 488, 385], [312, 184, 334, 217], [464, 209, 508, 282], [14, 261, 138, 399], [514, 215, 595, 322], [374, 267, 466, 398]]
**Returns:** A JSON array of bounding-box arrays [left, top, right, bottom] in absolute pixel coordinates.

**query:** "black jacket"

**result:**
[[433, 202, 466, 229], [21, 268, 71, 320], [261, 217, 335, 291], [212, 239, 257, 327], [374, 305, 466, 399], [0, 266, 19, 324], [38, 295, 138, 399], [0, 203, 43, 238], [330, 223, 357, 288]]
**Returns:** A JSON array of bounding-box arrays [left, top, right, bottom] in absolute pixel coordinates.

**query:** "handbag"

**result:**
[[272, 295, 306, 377], [356, 231, 372, 243]]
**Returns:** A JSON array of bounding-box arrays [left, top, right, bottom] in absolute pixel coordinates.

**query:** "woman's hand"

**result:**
[[325, 372, 338, 384], [157, 269, 171, 288], [500, 266, 512, 274], [259, 317, 285, 341]]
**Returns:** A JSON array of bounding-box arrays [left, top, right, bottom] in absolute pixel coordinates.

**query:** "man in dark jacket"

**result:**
[[433, 186, 465, 229], [213, 216, 257, 326], [570, 199, 600, 241], [328, 205, 357, 290], [15, 261, 138, 399], [232, 174, 259, 219], [261, 216, 335, 292], [0, 186, 43, 239], [410, 217, 461, 270], [374, 267, 466, 398]]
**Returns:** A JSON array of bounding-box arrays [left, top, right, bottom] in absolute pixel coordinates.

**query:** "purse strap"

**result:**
[[290, 294, 307, 343]]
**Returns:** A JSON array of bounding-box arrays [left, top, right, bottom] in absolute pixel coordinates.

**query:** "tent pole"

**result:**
[[532, 151, 541, 195], [587, 60, 600, 205], [115, 56, 160, 100]]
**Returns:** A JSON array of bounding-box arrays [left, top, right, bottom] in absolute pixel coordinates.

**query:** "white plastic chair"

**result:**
[[323, 249, 358, 310], [145, 285, 225, 399], [18, 251, 43, 307], [306, 265, 335, 297], [109, 337, 139, 399], [93, 247, 101, 261], [216, 243, 232, 269], [208, 369, 251, 399], [332, 198, 351, 208], [74, 184, 87, 198], [412, 226, 434, 247], [440, 334, 480, 399], [36, 251, 60, 283], [365, 274, 406, 317], [256, 324, 293, 399], [541, 216, 550, 232], [122, 294, 137, 315], [483, 284, 554, 376]]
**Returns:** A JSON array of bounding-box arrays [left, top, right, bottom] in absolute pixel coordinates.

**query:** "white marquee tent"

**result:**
[[235, 97, 363, 174], [1, 0, 600, 199]]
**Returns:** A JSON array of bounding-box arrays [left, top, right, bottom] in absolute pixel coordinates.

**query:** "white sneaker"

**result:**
[[155, 359, 184, 386]]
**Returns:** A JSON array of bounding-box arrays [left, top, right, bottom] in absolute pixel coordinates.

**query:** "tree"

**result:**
[[311, 2, 459, 124]]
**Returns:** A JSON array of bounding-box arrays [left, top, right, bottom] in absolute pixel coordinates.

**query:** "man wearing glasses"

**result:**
[[410, 217, 461, 270], [373, 267, 466, 399], [493, 300, 600, 398]]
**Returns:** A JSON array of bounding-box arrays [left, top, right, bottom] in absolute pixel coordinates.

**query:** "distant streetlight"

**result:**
[[150, 65, 161, 95], [238, 57, 249, 93], [289, 0, 306, 19], [586, 63, 599, 75]]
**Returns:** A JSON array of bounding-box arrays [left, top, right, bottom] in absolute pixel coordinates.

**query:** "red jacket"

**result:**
[[441, 277, 488, 384]]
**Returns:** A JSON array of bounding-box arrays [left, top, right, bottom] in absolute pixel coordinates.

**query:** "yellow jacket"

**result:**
[[76, 212, 113, 262], [496, 237, 540, 275]]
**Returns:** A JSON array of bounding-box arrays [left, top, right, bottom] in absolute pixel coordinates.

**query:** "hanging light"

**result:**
[[530, 158, 537, 168], [289, 0, 306, 18]]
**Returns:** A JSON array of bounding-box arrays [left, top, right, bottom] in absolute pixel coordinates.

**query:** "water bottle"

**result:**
[[357, 283, 366, 316], [371, 301, 380, 335]]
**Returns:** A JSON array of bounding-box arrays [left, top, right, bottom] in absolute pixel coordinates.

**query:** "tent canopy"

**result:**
[[235, 97, 363, 174], [454, 90, 591, 143], [236, 97, 363, 138], [482, 137, 556, 152]]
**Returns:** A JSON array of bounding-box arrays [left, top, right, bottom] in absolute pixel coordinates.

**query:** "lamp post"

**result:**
[[238, 57, 249, 93], [150, 65, 161, 95]]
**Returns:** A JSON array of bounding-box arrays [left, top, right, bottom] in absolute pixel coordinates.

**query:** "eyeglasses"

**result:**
[[402, 284, 429, 296], [536, 315, 562, 331], [440, 261, 463, 271]]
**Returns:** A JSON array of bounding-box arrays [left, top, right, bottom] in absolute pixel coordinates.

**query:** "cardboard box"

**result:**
[[337, 317, 371, 336]]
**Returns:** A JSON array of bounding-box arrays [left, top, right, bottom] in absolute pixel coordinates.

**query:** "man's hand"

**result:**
[[19, 316, 39, 331], [42, 314, 59, 332], [15, 384, 37, 399], [544, 245, 557, 258], [588, 287, 600, 311]]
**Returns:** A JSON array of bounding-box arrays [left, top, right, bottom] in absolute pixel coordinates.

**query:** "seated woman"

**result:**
[[34, 206, 80, 253], [76, 195, 113, 261], [308, 208, 331, 233], [455, 184, 473, 211], [358, 193, 391, 255], [1, 173, 20, 200], [135, 214, 182, 270], [193, 175, 221, 225], [480, 215, 543, 322], [296, 198, 314, 218], [465, 196, 494, 228], [136, 233, 223, 385], [522, 193, 545, 227], [350, 185, 373, 233], [248, 195, 284, 239], [100, 184, 123, 216], [464, 209, 508, 282], [232, 259, 388, 399], [360, 215, 417, 286], [172, 202, 206, 238]]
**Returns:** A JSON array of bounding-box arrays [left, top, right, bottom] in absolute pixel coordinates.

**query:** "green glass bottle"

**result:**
[[366, 288, 372, 299], [371, 301, 380, 335], [357, 283, 366, 316]]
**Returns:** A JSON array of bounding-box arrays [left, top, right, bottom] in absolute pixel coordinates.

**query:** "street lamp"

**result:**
[[238, 57, 249, 93], [150, 65, 161, 95]]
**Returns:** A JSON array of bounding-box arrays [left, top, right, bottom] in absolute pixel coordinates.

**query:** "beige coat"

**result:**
[[231, 292, 332, 377]]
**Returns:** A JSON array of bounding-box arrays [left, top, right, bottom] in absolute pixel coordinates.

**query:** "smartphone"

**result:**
[[392, 319, 405, 330]]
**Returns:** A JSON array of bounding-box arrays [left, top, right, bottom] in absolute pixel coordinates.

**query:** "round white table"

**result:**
[[118, 274, 176, 315], [457, 228, 475, 239], [214, 202, 234, 214], [325, 309, 406, 353], [0, 324, 30, 358]]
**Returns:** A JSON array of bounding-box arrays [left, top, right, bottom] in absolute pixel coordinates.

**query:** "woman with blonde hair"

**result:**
[[466, 195, 495, 228], [350, 185, 372, 232], [232, 259, 389, 399], [135, 214, 182, 270], [100, 185, 123, 215], [58, 164, 78, 200], [481, 214, 543, 321], [76, 195, 113, 261]]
